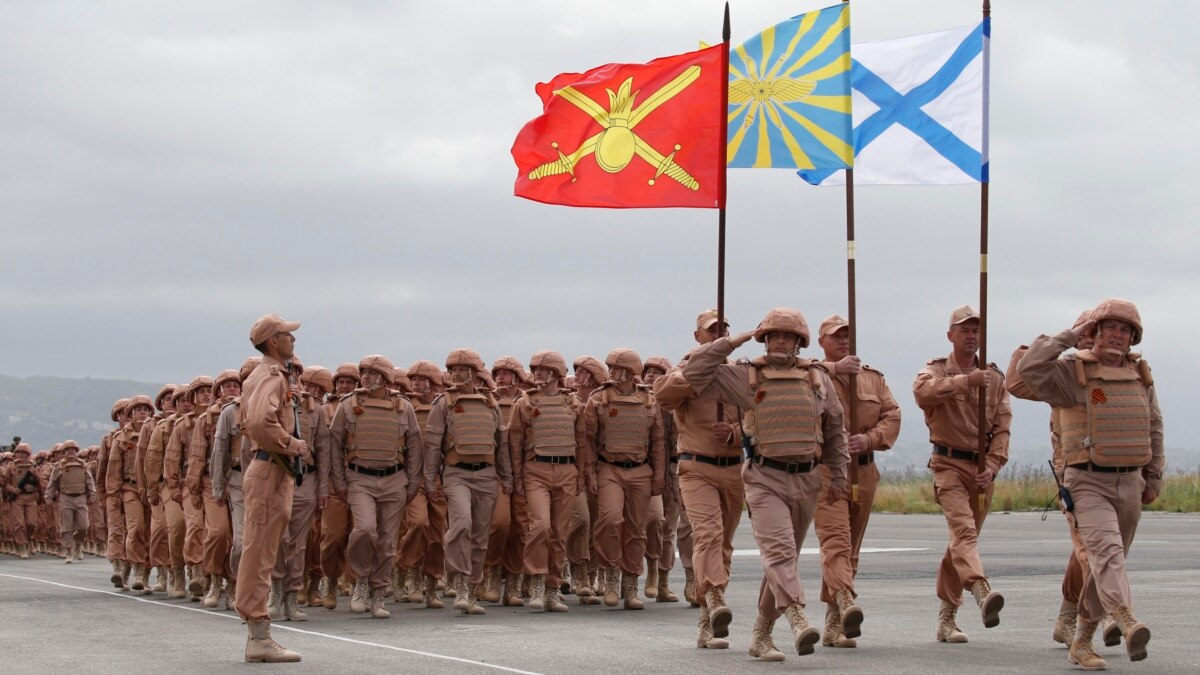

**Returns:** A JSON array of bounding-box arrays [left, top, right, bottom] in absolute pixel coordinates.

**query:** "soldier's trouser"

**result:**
[[502, 492, 530, 575], [236, 458, 294, 624], [443, 465, 499, 584], [1065, 467, 1143, 623], [89, 498, 105, 546], [485, 477, 510, 568], [11, 495, 39, 546], [227, 470, 246, 577], [1062, 507, 1088, 604], [814, 459, 880, 603], [645, 495, 665, 561], [661, 465, 693, 571], [277, 471, 318, 592], [398, 486, 447, 578], [182, 492, 205, 566], [307, 512, 323, 579], [319, 492, 349, 580], [346, 469, 408, 590], [163, 488, 185, 568], [202, 491, 232, 578], [148, 499, 169, 567], [58, 494, 89, 547], [931, 454, 995, 605], [105, 494, 126, 560], [121, 490, 149, 565], [679, 458, 743, 597], [565, 491, 590, 565], [743, 461, 820, 619], [594, 462, 652, 575], [522, 460, 577, 588]]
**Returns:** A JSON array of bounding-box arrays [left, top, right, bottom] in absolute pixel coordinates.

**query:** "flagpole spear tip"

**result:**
[[722, 2, 730, 42]]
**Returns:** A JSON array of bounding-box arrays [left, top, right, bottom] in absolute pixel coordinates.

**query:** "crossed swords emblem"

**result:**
[[527, 66, 703, 190]]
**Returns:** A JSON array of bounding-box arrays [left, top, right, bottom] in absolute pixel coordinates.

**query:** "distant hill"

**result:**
[[0, 374, 163, 451]]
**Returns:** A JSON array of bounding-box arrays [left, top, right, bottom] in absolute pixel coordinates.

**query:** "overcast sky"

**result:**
[[2, 1, 1197, 458]]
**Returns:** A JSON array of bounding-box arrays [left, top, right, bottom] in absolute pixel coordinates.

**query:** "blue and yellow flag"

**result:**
[[727, 4, 853, 170]]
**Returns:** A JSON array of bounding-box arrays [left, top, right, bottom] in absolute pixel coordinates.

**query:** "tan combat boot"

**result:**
[[570, 562, 594, 601], [1054, 599, 1078, 645], [152, 567, 167, 593], [170, 566, 188, 599], [305, 574, 320, 607], [465, 584, 486, 615], [970, 579, 1004, 628], [602, 565, 621, 607], [120, 561, 132, 591], [407, 570, 426, 603], [1101, 615, 1121, 647], [424, 574, 445, 609], [1112, 606, 1150, 662], [696, 606, 730, 649], [483, 565, 501, 603], [370, 588, 390, 619], [823, 604, 857, 648], [187, 564, 204, 597], [284, 590, 308, 621], [18, 543, 30, 560], [202, 575, 222, 608], [392, 568, 408, 602], [936, 600, 969, 643], [244, 621, 301, 663], [835, 589, 863, 639], [130, 563, 147, 592], [705, 587, 732, 639], [503, 573, 524, 607], [748, 614, 786, 662], [349, 577, 369, 614], [268, 580, 285, 619], [64, 549, 73, 564], [451, 573, 470, 611], [656, 569, 679, 602], [527, 574, 546, 612], [784, 605, 820, 656], [1068, 619, 1108, 671], [622, 572, 644, 610], [643, 560, 659, 599], [226, 581, 237, 612], [683, 567, 699, 607], [110, 559, 123, 587], [320, 576, 338, 609], [545, 587, 569, 613]]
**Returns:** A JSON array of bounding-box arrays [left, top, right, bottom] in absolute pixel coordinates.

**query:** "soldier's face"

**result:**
[[161, 399, 175, 413], [131, 405, 152, 423], [221, 381, 241, 398], [270, 332, 296, 360], [194, 387, 213, 407], [335, 377, 357, 395], [642, 367, 666, 386], [532, 367, 556, 386], [766, 332, 800, 356], [1097, 320, 1134, 355], [177, 400, 194, 414], [361, 370, 385, 390], [820, 327, 850, 361], [574, 369, 595, 388], [494, 369, 516, 387], [410, 376, 432, 395], [610, 366, 632, 384], [449, 365, 474, 384], [694, 322, 728, 345], [948, 320, 980, 356], [304, 383, 324, 398]]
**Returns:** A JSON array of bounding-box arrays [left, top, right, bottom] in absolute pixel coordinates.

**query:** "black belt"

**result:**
[[533, 455, 575, 464], [751, 455, 819, 474], [348, 462, 404, 477], [933, 445, 979, 462], [1069, 462, 1141, 474], [857, 452, 874, 466], [253, 450, 273, 463], [302, 464, 317, 475], [679, 452, 742, 468], [598, 455, 646, 470], [123, 478, 137, 485], [452, 462, 491, 471]]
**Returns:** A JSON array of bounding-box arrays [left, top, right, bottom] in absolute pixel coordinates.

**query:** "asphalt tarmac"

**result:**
[[2, 512, 1196, 674]]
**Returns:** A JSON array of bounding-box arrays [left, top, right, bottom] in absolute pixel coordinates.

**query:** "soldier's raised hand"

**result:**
[[728, 330, 757, 349]]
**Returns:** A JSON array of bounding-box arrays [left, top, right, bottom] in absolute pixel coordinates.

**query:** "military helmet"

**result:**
[[358, 355, 395, 384], [391, 367, 412, 393], [529, 350, 568, 378], [213, 369, 241, 394], [111, 398, 132, 422], [572, 355, 609, 383], [239, 356, 262, 382], [1090, 298, 1143, 345], [334, 362, 361, 385], [643, 356, 672, 376], [155, 385, 177, 411], [491, 356, 529, 384], [127, 394, 156, 414], [185, 376, 214, 402], [14, 442, 32, 456], [604, 348, 643, 378], [407, 360, 442, 384], [753, 307, 811, 348], [445, 348, 486, 373], [61, 440, 80, 453], [300, 365, 334, 394]]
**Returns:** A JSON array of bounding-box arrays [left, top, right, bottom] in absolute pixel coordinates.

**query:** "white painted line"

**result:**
[[0, 572, 543, 675], [730, 546, 927, 557]]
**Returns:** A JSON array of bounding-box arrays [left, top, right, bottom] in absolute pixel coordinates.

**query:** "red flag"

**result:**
[[512, 46, 724, 209]]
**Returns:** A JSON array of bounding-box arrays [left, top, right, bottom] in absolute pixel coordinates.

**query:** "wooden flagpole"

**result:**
[[717, 2, 730, 330], [975, 0, 991, 512], [842, 0, 860, 502]]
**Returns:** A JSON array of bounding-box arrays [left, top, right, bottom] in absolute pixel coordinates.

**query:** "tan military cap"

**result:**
[[250, 313, 300, 346], [818, 315, 849, 338], [948, 305, 980, 328], [695, 308, 729, 330]]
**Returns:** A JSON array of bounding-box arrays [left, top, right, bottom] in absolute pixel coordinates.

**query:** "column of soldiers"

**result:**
[[0, 300, 1163, 671]]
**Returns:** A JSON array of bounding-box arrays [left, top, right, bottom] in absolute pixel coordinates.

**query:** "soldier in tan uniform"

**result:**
[[145, 387, 191, 598], [509, 350, 587, 612], [482, 356, 531, 606], [210, 356, 261, 612], [138, 385, 176, 592], [45, 440, 96, 563], [913, 305, 1011, 643], [98, 399, 131, 584], [108, 395, 157, 594], [640, 356, 686, 603], [397, 359, 449, 608], [653, 309, 745, 649], [568, 355, 607, 599], [168, 376, 214, 600], [236, 313, 304, 663], [41, 445, 63, 557], [329, 355, 423, 619], [317, 362, 359, 610], [583, 348, 666, 610], [1019, 299, 1163, 670], [301, 366, 334, 606], [682, 307, 849, 662], [425, 349, 512, 615], [4, 443, 40, 559], [811, 315, 902, 648], [189, 370, 240, 609]]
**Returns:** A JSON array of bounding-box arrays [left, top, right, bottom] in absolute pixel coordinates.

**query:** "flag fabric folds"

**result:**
[[511, 45, 724, 209], [800, 19, 990, 186], [727, 4, 853, 170]]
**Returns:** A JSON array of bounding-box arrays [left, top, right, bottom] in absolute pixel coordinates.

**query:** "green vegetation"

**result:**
[[873, 465, 1199, 514]]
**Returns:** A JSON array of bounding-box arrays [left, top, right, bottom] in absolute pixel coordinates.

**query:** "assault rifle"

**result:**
[[5, 436, 19, 452], [286, 361, 304, 488]]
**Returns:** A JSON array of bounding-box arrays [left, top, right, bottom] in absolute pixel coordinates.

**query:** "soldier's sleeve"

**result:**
[[866, 374, 902, 451], [328, 402, 348, 495], [423, 400, 448, 489], [1145, 384, 1165, 494], [184, 418, 207, 495], [245, 378, 303, 458], [315, 407, 332, 500], [680, 338, 756, 408], [816, 370, 849, 486], [134, 433, 149, 498], [400, 403, 423, 496], [45, 466, 61, 501], [144, 424, 166, 500], [85, 466, 97, 500], [912, 363, 968, 409], [1017, 329, 1080, 408], [507, 399, 527, 485], [95, 437, 110, 496], [649, 404, 666, 492], [580, 397, 599, 478], [163, 425, 183, 494], [211, 410, 232, 498], [652, 368, 697, 411], [493, 408, 512, 489], [985, 376, 1013, 476], [105, 439, 124, 494]]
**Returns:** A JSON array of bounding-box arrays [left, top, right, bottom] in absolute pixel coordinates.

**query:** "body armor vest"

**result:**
[[61, 461, 87, 495], [1060, 356, 1152, 468], [347, 393, 406, 465], [600, 388, 653, 462], [14, 460, 37, 493], [446, 393, 497, 464], [529, 392, 576, 457], [743, 364, 822, 461]]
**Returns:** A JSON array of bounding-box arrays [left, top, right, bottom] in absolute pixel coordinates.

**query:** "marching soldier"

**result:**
[[108, 395, 156, 594], [568, 355, 607, 600], [210, 356, 261, 613], [484, 356, 531, 606], [138, 384, 177, 592], [1019, 299, 1163, 669], [317, 362, 359, 610], [424, 348, 512, 615], [301, 366, 334, 606], [168, 376, 214, 601], [913, 305, 1010, 643], [189, 369, 240, 609], [98, 399, 131, 586], [44, 440, 95, 563], [4, 443, 40, 559], [682, 308, 849, 662], [145, 386, 190, 598], [397, 359, 449, 608], [640, 356, 685, 603], [812, 315, 901, 648]]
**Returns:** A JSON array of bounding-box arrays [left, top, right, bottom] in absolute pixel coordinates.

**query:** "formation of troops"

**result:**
[[0, 299, 1163, 671]]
